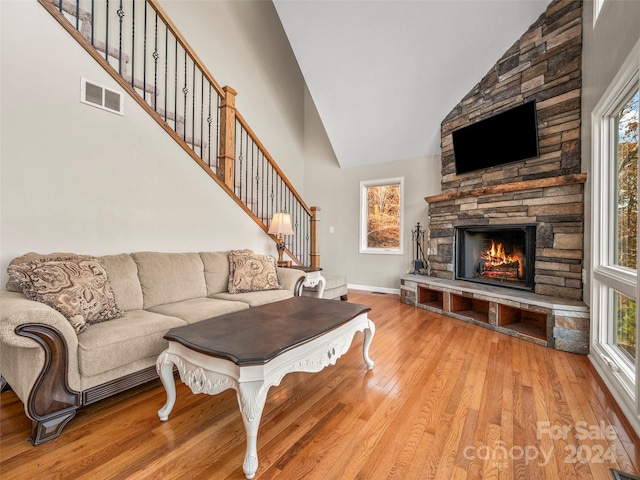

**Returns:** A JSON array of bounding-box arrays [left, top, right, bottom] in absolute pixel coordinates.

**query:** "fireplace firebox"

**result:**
[[455, 225, 536, 291]]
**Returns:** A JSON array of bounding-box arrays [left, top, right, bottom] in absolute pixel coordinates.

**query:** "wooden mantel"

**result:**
[[425, 173, 587, 204]]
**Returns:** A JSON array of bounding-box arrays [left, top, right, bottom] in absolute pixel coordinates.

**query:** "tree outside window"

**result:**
[[360, 178, 404, 254], [615, 90, 639, 270], [613, 88, 639, 360]]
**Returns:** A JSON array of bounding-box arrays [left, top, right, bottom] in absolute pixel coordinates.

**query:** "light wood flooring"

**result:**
[[1, 291, 640, 479]]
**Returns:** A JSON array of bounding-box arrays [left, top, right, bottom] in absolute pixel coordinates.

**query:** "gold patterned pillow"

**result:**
[[7, 256, 124, 334], [227, 251, 280, 294]]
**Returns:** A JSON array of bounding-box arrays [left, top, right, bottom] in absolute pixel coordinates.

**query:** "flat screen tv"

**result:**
[[452, 100, 539, 175]]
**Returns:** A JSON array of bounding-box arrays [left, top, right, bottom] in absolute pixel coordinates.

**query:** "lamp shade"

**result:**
[[268, 212, 294, 236]]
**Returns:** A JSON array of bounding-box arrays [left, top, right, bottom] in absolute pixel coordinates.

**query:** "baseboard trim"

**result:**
[[347, 284, 400, 295]]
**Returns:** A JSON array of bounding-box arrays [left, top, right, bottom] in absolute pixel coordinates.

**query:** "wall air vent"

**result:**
[[80, 77, 124, 115]]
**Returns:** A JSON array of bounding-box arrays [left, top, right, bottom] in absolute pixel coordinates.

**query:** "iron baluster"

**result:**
[[250, 142, 255, 215], [153, 11, 158, 110], [75, 0, 79, 31], [182, 50, 188, 140], [174, 37, 177, 132], [270, 165, 275, 223], [164, 24, 168, 120], [200, 70, 204, 158], [237, 124, 243, 201], [244, 127, 249, 204], [261, 153, 266, 222], [105, 0, 109, 62], [207, 84, 212, 168], [142, 1, 147, 101], [117, 1, 124, 76], [191, 61, 195, 150], [131, 0, 135, 88], [215, 95, 220, 172], [91, 0, 94, 46]]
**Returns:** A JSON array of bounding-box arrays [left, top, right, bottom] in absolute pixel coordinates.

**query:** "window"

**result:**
[[360, 178, 404, 254], [591, 42, 639, 418]]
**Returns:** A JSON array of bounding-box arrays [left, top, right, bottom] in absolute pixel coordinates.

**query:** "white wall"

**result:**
[[303, 88, 442, 291], [0, 0, 306, 286], [158, 0, 306, 189]]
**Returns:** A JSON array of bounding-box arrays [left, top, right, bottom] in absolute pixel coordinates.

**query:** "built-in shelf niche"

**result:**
[[450, 293, 490, 324], [498, 304, 547, 341], [418, 286, 444, 310]]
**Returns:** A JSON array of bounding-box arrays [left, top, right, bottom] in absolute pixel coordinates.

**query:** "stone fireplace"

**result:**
[[426, 175, 586, 301], [400, 0, 589, 354]]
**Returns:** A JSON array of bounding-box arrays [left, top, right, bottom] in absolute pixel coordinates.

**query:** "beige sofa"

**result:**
[[0, 250, 305, 445]]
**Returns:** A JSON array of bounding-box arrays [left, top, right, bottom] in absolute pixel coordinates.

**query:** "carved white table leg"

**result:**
[[237, 380, 269, 479], [157, 352, 177, 421], [302, 270, 326, 298], [363, 321, 375, 370], [315, 274, 326, 298]]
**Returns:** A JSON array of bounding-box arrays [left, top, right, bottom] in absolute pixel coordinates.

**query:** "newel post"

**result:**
[[310, 206, 321, 268], [218, 86, 237, 190]]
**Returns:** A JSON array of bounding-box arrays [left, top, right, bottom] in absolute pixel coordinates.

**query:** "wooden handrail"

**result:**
[[146, 0, 225, 98], [235, 111, 313, 217]]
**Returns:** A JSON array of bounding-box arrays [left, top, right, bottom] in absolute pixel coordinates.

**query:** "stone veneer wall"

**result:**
[[427, 0, 585, 301], [440, 0, 582, 193]]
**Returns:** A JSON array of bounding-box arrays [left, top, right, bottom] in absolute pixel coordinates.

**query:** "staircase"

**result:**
[[39, 0, 319, 267]]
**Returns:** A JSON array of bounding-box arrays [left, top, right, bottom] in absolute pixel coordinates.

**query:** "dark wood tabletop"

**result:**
[[163, 296, 371, 366]]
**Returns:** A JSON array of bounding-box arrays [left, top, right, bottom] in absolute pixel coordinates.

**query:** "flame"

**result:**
[[481, 241, 523, 277], [482, 241, 516, 266]]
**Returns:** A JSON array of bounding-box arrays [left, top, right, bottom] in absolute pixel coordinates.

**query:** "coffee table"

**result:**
[[156, 296, 375, 479]]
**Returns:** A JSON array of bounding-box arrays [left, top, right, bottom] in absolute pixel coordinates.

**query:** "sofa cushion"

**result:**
[[200, 251, 231, 296], [228, 251, 280, 294], [132, 252, 207, 309], [98, 254, 144, 311], [77, 309, 186, 376], [213, 289, 293, 307], [148, 297, 249, 324], [7, 256, 124, 334]]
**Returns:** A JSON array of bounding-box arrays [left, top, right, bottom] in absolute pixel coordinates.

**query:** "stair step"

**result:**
[[51, 0, 130, 67], [122, 75, 157, 97]]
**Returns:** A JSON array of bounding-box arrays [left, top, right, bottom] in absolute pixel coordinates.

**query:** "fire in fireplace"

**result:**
[[455, 225, 536, 291]]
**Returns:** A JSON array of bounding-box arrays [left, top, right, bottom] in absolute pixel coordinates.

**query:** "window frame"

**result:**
[[590, 40, 640, 417], [359, 177, 404, 255]]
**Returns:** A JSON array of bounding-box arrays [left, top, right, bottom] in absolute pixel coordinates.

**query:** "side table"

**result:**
[[285, 266, 326, 298]]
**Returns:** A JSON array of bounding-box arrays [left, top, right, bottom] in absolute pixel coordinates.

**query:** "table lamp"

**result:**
[[268, 212, 294, 267]]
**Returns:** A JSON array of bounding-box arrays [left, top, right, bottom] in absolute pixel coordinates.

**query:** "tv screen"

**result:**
[[452, 100, 539, 175]]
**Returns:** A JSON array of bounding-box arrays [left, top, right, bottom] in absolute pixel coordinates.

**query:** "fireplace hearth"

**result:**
[[456, 225, 536, 291]]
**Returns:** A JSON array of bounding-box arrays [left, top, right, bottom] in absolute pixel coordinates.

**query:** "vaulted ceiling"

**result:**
[[274, 0, 552, 168]]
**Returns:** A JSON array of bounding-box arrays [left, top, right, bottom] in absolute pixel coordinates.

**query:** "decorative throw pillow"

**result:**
[[5, 252, 79, 292], [7, 256, 124, 334], [227, 251, 280, 294]]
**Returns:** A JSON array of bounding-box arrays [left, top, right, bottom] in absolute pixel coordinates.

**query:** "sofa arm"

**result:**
[[0, 290, 82, 444], [277, 268, 306, 296]]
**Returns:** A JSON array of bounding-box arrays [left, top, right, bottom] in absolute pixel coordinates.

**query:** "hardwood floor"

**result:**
[[1, 291, 639, 479]]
